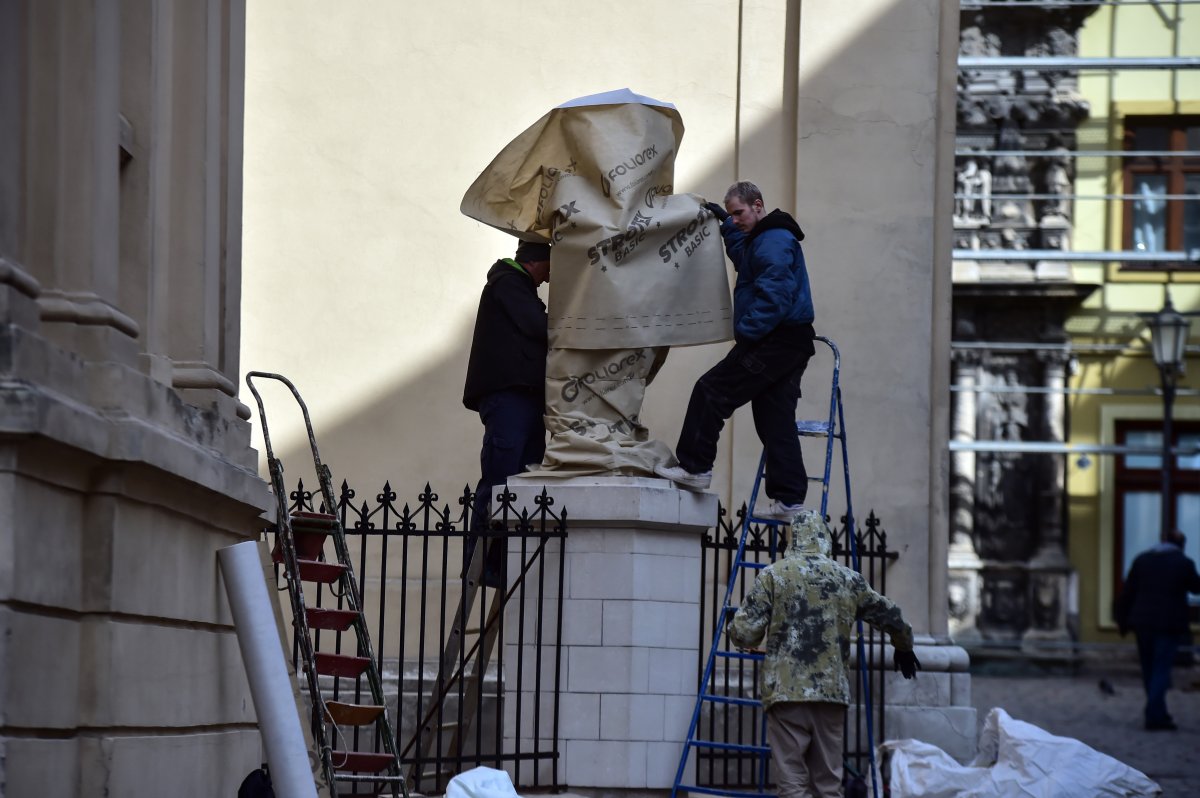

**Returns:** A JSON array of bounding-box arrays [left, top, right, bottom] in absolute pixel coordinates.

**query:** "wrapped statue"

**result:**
[[461, 88, 733, 476]]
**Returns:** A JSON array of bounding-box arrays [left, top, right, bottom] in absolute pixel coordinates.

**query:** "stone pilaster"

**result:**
[[1022, 350, 1074, 652]]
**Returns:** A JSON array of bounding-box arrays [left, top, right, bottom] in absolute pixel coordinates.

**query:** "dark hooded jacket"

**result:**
[[462, 259, 547, 411], [718, 209, 815, 343], [1114, 540, 1200, 635]]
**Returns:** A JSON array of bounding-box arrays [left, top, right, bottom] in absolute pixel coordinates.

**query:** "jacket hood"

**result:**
[[487, 258, 531, 285], [749, 209, 805, 243], [786, 509, 831, 558]]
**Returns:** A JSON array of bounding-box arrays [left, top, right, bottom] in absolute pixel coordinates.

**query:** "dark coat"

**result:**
[[718, 209, 815, 343], [1114, 542, 1200, 635], [462, 259, 548, 411]]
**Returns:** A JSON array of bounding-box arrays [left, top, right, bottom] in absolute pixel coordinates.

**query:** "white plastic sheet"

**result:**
[[882, 708, 1161, 797], [445, 766, 522, 798]]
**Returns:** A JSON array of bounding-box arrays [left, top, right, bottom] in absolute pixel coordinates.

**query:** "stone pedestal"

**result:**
[[878, 638, 977, 763], [504, 476, 717, 792]]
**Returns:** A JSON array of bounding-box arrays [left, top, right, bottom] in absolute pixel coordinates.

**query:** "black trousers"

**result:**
[[676, 326, 814, 505], [469, 388, 545, 586]]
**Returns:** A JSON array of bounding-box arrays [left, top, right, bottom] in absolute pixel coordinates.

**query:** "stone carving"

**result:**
[[1038, 139, 1073, 222], [951, 3, 1100, 653], [955, 158, 994, 223]]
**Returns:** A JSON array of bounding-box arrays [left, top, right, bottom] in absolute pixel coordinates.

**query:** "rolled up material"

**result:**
[[219, 540, 319, 798]]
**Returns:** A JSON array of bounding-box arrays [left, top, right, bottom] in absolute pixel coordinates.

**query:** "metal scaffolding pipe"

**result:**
[[953, 248, 1200, 262], [963, 0, 1200, 6], [948, 440, 1200, 456], [956, 149, 1200, 159], [954, 192, 1200, 200], [951, 341, 1200, 352], [959, 55, 1200, 70], [950, 384, 1200, 397]]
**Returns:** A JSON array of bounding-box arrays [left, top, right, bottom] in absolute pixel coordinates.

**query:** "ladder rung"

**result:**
[[716, 650, 764, 661], [796, 420, 832, 435], [334, 773, 407, 785], [701, 693, 760, 707], [738, 561, 766, 570], [273, 527, 329, 562], [306, 607, 359, 631], [290, 511, 339, 528], [330, 751, 395, 773], [295, 558, 347, 583], [312, 652, 370, 678], [675, 784, 774, 798], [325, 701, 385, 726], [688, 739, 771, 755]]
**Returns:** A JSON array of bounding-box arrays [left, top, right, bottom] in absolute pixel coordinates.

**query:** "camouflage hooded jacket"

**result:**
[[728, 510, 914, 708]]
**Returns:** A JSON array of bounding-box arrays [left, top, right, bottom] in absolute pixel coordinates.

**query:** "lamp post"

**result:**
[[1143, 296, 1190, 541]]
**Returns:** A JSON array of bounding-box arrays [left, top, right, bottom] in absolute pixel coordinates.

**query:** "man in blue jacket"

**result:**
[[1114, 529, 1200, 731], [656, 181, 815, 520], [463, 240, 551, 586]]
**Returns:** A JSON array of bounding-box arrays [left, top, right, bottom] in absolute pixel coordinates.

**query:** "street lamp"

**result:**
[[1142, 296, 1190, 541]]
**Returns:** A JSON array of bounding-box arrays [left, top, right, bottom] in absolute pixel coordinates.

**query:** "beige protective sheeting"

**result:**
[[461, 89, 732, 475], [533, 346, 673, 476]]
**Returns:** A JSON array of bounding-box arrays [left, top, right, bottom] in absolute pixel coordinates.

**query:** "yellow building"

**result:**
[[1069, 1, 1200, 643]]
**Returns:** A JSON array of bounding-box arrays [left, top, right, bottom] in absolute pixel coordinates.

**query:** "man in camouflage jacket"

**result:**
[[728, 510, 920, 797]]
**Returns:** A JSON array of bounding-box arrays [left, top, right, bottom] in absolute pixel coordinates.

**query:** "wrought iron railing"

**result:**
[[273, 479, 566, 794], [696, 504, 898, 790]]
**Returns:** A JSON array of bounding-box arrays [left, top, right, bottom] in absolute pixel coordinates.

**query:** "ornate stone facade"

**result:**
[[950, 2, 1099, 654]]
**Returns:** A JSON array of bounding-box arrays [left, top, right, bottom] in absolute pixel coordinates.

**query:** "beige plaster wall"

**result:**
[[243, 0, 957, 634]]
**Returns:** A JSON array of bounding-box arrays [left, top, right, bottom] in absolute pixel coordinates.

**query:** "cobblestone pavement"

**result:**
[[970, 659, 1200, 796]]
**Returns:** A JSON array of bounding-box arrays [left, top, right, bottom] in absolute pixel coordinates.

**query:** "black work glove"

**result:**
[[894, 649, 921, 680], [703, 201, 729, 222]]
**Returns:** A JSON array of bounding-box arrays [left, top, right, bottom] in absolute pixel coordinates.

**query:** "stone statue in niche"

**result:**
[[1030, 572, 1062, 631], [948, 579, 971, 623], [977, 367, 1028, 513], [1039, 140, 1072, 222], [981, 573, 1027, 636], [955, 158, 994, 224]]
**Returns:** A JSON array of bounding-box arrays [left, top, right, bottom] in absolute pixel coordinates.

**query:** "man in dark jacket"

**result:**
[[655, 181, 816, 521], [1114, 529, 1200, 730], [463, 240, 551, 586]]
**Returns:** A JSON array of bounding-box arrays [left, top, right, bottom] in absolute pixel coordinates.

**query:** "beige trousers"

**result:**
[[766, 701, 846, 798]]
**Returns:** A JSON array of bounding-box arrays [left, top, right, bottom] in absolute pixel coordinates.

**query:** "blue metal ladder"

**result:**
[[670, 335, 880, 798]]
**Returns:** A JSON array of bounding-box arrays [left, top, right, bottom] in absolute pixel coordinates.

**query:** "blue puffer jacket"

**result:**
[[719, 209, 814, 342]]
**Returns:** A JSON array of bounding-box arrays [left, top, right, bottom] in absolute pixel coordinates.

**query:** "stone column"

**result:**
[[948, 350, 984, 641], [1022, 350, 1074, 651], [504, 476, 715, 793]]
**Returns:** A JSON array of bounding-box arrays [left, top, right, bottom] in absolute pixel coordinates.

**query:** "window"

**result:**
[[1122, 117, 1200, 269], [1114, 420, 1200, 605]]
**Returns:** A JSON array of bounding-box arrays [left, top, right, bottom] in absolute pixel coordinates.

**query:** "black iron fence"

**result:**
[[696, 504, 899, 790], [274, 479, 567, 794]]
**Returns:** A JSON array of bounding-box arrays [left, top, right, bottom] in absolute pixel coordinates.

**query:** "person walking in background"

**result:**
[[462, 240, 551, 587], [728, 510, 920, 797], [1114, 528, 1200, 731], [655, 181, 816, 521]]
